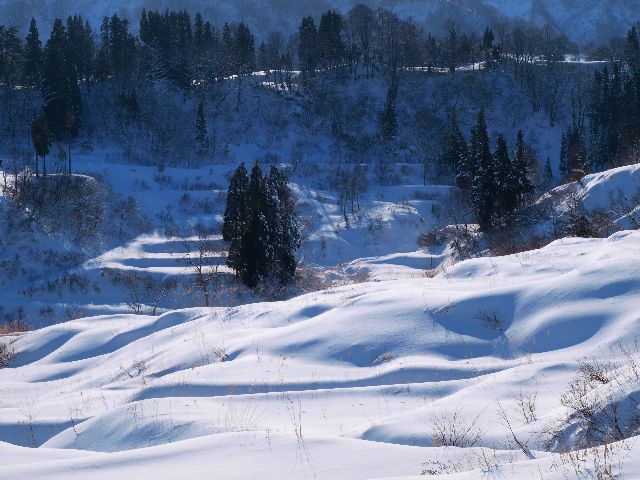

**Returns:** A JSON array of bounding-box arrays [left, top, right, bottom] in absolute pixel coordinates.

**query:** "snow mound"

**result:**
[[1, 231, 640, 478]]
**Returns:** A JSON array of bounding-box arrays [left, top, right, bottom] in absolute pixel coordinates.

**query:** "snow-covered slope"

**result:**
[[537, 163, 640, 232], [1, 230, 640, 478]]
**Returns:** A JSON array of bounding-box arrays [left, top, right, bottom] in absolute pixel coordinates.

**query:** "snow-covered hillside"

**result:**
[[1, 230, 640, 478]]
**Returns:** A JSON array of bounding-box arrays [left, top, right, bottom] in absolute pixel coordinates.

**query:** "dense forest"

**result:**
[[1, 5, 640, 236]]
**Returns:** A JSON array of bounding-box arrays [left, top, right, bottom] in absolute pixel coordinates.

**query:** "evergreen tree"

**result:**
[[223, 163, 300, 288], [0, 26, 22, 85], [31, 111, 52, 177], [239, 163, 269, 287], [195, 100, 209, 157], [424, 33, 438, 73], [24, 18, 42, 87], [542, 157, 553, 192], [223, 163, 250, 274], [493, 134, 517, 217], [257, 41, 269, 71], [562, 127, 587, 178], [235, 22, 255, 74], [221, 22, 236, 74], [298, 16, 318, 80], [624, 25, 640, 71], [265, 167, 301, 284], [318, 10, 344, 68], [444, 25, 458, 74], [65, 15, 94, 83], [559, 132, 568, 176], [42, 19, 82, 139], [441, 109, 467, 176], [379, 84, 398, 141], [470, 108, 495, 231], [514, 130, 534, 206]]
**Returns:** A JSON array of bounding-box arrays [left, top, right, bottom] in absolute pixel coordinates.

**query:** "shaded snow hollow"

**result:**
[[1, 230, 640, 478]]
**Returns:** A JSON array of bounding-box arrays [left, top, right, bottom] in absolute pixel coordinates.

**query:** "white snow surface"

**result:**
[[1, 229, 640, 478]]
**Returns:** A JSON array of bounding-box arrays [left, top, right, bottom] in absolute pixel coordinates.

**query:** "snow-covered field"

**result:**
[[1, 226, 640, 478]]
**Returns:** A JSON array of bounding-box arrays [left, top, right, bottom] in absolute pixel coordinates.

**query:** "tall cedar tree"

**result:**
[[298, 16, 318, 80], [223, 163, 250, 274], [42, 19, 82, 139], [318, 10, 344, 68], [239, 163, 269, 287], [441, 109, 467, 176], [66, 16, 94, 84], [224, 163, 300, 288], [265, 167, 301, 284], [470, 108, 495, 231], [624, 25, 640, 70], [31, 111, 52, 177], [195, 100, 209, 157], [542, 157, 554, 191], [514, 130, 534, 206], [493, 134, 518, 217], [379, 84, 399, 141], [24, 18, 42, 87], [235, 22, 255, 74], [0, 26, 22, 85]]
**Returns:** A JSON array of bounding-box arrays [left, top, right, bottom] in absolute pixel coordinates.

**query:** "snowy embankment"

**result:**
[[1, 230, 639, 478]]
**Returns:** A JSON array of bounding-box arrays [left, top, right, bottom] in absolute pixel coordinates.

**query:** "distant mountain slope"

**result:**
[[0, 0, 637, 43]]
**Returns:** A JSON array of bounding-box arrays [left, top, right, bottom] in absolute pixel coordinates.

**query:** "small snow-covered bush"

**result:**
[[431, 409, 481, 448], [475, 310, 503, 333], [0, 341, 15, 368]]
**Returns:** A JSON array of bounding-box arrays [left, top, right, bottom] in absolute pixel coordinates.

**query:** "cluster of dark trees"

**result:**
[[1, 6, 640, 233], [0, 4, 585, 106], [558, 27, 640, 176], [0, 10, 261, 154], [223, 163, 300, 288], [441, 109, 535, 231]]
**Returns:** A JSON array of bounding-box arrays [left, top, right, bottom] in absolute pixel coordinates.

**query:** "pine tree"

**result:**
[[24, 18, 42, 87], [223, 163, 300, 288], [298, 16, 318, 80], [441, 109, 467, 176], [42, 18, 82, 139], [624, 25, 640, 71], [424, 33, 438, 73], [65, 15, 94, 83], [470, 108, 495, 231], [0, 26, 22, 86], [559, 132, 568, 177], [493, 134, 517, 217], [379, 84, 398, 141], [239, 163, 269, 288], [514, 130, 534, 207], [31, 111, 52, 177], [318, 10, 344, 68], [265, 167, 301, 284], [221, 22, 236, 74], [235, 22, 255, 74], [257, 41, 269, 71], [542, 157, 553, 192], [195, 100, 209, 158], [223, 163, 249, 274]]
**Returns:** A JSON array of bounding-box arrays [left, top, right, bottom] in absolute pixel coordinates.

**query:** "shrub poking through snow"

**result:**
[[0, 341, 15, 368]]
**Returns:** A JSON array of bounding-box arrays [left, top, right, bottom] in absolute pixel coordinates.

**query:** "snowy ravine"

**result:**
[[1, 230, 640, 479]]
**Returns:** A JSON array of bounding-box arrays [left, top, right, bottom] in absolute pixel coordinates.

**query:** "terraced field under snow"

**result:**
[[2, 231, 640, 478]]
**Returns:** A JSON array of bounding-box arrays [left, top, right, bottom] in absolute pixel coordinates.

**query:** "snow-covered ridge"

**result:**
[[1, 230, 639, 478]]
